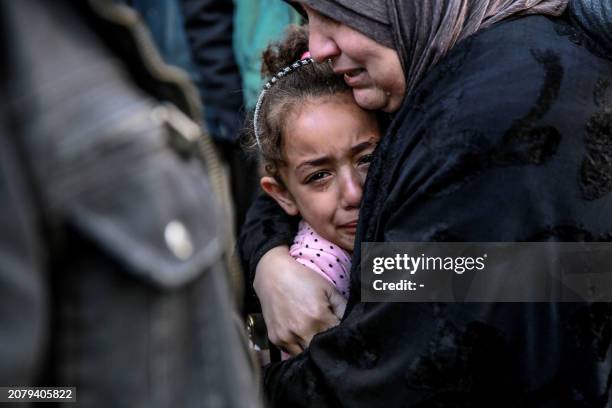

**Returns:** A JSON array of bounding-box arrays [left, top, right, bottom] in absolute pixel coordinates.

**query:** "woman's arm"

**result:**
[[238, 193, 346, 352], [254, 246, 346, 355]]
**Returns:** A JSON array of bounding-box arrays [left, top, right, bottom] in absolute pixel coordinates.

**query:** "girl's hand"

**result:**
[[254, 246, 347, 356]]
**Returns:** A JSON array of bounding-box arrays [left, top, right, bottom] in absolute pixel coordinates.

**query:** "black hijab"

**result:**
[[289, 0, 568, 96], [570, 0, 612, 57]]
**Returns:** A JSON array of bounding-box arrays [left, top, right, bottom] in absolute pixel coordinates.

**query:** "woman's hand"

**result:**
[[254, 246, 347, 356]]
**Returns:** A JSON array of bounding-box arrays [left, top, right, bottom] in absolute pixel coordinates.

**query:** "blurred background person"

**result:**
[[0, 0, 260, 406], [126, 0, 248, 306]]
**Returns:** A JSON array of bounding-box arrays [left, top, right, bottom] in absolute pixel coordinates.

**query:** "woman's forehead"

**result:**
[[288, 0, 389, 24], [286, 0, 394, 48]]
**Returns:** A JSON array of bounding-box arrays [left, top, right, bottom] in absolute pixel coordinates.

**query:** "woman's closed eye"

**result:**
[[357, 153, 374, 167]]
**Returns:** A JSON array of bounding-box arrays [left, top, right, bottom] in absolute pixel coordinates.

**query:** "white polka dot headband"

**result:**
[[253, 53, 315, 151]]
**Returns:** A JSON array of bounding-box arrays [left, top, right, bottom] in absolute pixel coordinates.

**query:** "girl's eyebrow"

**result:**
[[296, 156, 331, 171], [296, 141, 376, 171]]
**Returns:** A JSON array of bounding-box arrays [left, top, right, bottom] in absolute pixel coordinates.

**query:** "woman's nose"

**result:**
[[340, 170, 363, 208], [308, 18, 340, 63]]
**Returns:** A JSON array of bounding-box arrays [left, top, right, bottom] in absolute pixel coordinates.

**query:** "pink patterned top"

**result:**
[[289, 220, 352, 298]]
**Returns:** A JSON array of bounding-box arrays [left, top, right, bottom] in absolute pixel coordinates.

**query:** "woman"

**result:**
[[240, 0, 612, 405]]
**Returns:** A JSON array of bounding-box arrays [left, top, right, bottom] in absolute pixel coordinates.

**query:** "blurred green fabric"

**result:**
[[234, 0, 302, 110]]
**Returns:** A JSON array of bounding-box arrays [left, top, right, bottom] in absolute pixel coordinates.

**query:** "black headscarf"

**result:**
[[570, 0, 612, 56], [291, 0, 394, 48], [289, 0, 570, 96]]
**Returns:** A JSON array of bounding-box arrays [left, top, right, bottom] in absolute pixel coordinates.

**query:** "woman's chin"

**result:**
[[352, 87, 388, 111]]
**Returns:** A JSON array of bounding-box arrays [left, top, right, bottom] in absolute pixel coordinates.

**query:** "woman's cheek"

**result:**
[[352, 86, 389, 111]]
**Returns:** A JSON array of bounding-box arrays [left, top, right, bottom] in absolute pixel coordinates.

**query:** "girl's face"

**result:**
[[261, 93, 380, 251]]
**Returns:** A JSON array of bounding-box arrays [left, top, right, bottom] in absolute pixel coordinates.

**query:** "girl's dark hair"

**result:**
[[244, 25, 351, 179]]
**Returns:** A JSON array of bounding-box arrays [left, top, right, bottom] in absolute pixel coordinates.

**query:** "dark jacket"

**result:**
[[180, 0, 244, 143], [0, 0, 259, 406], [125, 0, 244, 144], [240, 14, 612, 407]]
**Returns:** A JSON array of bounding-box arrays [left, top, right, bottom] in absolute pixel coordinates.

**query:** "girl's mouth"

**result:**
[[339, 221, 358, 233]]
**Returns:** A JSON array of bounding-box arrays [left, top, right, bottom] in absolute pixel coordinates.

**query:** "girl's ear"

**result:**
[[260, 176, 299, 216]]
